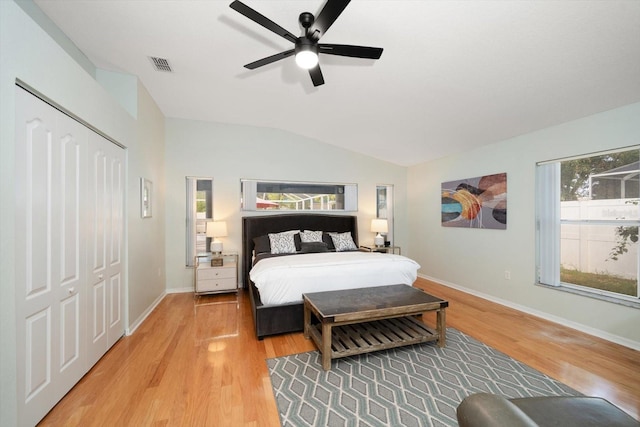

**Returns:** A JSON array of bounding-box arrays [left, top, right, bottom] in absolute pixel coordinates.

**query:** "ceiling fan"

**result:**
[[229, 0, 383, 87]]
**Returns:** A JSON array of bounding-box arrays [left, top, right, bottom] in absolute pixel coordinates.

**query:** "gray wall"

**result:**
[[164, 118, 408, 291], [408, 102, 640, 349]]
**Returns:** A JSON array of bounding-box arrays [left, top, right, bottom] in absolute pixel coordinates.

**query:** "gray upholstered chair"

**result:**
[[456, 393, 639, 427]]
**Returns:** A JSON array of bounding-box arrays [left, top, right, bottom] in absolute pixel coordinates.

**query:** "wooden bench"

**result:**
[[303, 284, 448, 370]]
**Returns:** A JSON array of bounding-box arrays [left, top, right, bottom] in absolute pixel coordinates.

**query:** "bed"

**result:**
[[242, 214, 420, 339]]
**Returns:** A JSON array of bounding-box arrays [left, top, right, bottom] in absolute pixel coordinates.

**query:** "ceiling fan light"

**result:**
[[295, 50, 318, 69]]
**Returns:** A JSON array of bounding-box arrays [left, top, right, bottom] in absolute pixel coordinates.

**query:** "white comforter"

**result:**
[[249, 251, 420, 305]]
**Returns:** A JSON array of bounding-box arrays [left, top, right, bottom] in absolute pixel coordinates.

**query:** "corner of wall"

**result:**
[[95, 69, 138, 119], [14, 0, 96, 78]]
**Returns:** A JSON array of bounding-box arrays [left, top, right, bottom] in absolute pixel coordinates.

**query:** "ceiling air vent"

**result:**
[[149, 56, 172, 72]]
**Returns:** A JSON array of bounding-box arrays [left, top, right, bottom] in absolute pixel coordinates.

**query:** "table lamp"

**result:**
[[206, 220, 228, 255], [371, 219, 388, 247]]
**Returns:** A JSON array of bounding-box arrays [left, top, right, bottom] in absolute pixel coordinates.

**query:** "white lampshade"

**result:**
[[206, 221, 228, 254], [371, 219, 388, 233], [371, 219, 388, 247], [206, 221, 228, 238]]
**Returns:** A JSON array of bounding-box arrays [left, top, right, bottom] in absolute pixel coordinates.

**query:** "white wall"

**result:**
[[408, 102, 640, 349], [164, 118, 408, 291], [0, 2, 166, 425], [127, 83, 166, 330], [95, 68, 167, 330]]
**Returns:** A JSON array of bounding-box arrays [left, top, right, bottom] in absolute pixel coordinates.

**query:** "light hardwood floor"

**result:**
[[39, 278, 640, 426]]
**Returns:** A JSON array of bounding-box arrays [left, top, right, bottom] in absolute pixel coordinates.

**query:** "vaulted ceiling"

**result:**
[[34, 0, 640, 166]]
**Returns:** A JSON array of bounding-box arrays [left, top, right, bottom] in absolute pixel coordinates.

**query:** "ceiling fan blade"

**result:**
[[309, 65, 325, 87], [244, 49, 295, 69], [308, 0, 350, 41], [319, 44, 383, 59], [230, 1, 297, 44]]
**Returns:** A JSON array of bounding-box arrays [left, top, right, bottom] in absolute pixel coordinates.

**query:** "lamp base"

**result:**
[[374, 233, 384, 247], [210, 240, 223, 254]]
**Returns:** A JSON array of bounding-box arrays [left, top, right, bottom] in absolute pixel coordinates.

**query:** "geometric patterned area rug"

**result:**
[[267, 328, 580, 427]]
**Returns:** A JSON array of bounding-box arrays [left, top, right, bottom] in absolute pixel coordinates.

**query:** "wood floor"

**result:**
[[39, 278, 640, 426]]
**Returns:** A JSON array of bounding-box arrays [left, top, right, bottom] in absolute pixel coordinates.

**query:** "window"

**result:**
[[186, 177, 213, 266], [376, 184, 394, 244], [537, 147, 640, 304], [241, 179, 357, 211]]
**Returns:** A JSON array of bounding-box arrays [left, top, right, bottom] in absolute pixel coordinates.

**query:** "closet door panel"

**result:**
[[54, 114, 87, 391], [107, 141, 125, 346], [24, 308, 51, 403], [15, 88, 87, 426], [108, 273, 123, 347], [109, 144, 124, 268], [25, 119, 51, 298], [88, 145, 108, 285], [89, 278, 107, 366], [59, 293, 81, 371], [16, 97, 58, 426], [87, 132, 125, 364], [87, 135, 108, 366], [60, 133, 82, 286]]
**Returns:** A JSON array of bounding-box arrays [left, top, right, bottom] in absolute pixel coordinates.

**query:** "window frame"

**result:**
[[186, 177, 213, 267], [240, 179, 358, 212], [536, 147, 640, 308], [376, 184, 394, 245]]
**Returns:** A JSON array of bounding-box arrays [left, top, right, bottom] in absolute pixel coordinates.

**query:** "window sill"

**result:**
[[536, 282, 640, 310]]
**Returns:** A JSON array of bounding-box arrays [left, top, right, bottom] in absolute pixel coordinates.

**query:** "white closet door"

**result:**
[[15, 88, 88, 426], [86, 131, 125, 366], [105, 140, 125, 349]]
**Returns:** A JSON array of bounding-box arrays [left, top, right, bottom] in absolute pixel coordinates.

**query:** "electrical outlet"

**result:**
[[504, 270, 511, 280]]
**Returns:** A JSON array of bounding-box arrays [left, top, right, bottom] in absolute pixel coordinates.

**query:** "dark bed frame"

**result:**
[[242, 213, 359, 339]]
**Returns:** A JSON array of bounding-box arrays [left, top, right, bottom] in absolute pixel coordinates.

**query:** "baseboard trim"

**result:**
[[418, 273, 640, 351], [166, 286, 194, 294], [126, 292, 166, 336]]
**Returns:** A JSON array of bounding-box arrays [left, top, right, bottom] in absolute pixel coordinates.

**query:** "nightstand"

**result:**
[[359, 245, 401, 255], [194, 253, 238, 295]]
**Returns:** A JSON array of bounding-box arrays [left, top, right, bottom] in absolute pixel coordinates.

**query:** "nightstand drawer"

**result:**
[[197, 278, 236, 293], [194, 255, 238, 295], [198, 266, 235, 280]]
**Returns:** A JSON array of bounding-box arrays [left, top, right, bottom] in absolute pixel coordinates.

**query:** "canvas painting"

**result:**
[[441, 172, 507, 229]]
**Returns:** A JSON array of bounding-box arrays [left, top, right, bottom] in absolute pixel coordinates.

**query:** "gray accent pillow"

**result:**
[[322, 232, 336, 250], [300, 242, 329, 253], [253, 235, 272, 255]]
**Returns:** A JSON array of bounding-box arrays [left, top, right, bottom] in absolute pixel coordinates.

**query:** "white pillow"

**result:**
[[329, 232, 357, 252], [268, 231, 298, 254], [300, 230, 323, 243], [280, 229, 300, 235]]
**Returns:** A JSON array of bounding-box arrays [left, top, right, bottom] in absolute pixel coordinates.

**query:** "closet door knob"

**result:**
[[68, 287, 75, 295]]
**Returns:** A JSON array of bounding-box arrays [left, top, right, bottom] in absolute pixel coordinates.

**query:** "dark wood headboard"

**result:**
[[241, 214, 358, 287]]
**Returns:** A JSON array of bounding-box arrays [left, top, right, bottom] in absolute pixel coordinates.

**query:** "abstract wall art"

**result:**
[[441, 172, 507, 229], [140, 177, 153, 218]]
